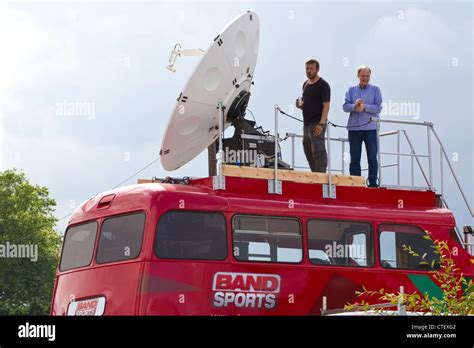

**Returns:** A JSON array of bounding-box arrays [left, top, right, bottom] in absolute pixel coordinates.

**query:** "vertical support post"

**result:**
[[464, 230, 470, 255], [327, 121, 332, 187], [427, 124, 433, 190], [291, 134, 295, 169], [274, 105, 278, 191], [323, 121, 336, 199], [410, 139, 414, 187], [376, 118, 382, 186], [213, 99, 225, 190], [398, 286, 406, 315], [440, 146, 444, 198], [321, 296, 327, 315], [218, 99, 224, 176], [397, 130, 400, 186], [269, 105, 282, 194], [341, 140, 345, 175]]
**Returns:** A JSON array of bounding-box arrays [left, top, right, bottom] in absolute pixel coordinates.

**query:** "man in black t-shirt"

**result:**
[[295, 58, 331, 173]]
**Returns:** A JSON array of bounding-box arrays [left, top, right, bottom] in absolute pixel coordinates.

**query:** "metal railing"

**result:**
[[321, 286, 409, 316], [276, 114, 473, 251], [282, 118, 472, 211], [214, 105, 472, 252]]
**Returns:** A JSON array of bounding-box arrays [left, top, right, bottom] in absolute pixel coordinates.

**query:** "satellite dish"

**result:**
[[160, 11, 260, 171]]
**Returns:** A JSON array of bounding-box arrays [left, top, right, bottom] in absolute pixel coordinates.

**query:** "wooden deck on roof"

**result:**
[[221, 164, 366, 187], [138, 165, 366, 187]]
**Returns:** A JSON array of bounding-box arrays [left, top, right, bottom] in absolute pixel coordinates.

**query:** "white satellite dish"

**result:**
[[160, 11, 260, 171]]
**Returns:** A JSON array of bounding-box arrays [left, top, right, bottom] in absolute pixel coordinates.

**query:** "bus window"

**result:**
[[232, 215, 302, 263], [60, 221, 98, 271], [96, 212, 145, 264], [307, 219, 373, 267], [379, 224, 439, 270], [155, 211, 227, 260]]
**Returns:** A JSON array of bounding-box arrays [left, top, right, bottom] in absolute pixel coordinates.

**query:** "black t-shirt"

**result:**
[[301, 77, 331, 124]]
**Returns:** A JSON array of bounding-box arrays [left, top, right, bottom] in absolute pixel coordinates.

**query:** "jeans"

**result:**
[[303, 123, 327, 173], [348, 130, 378, 187]]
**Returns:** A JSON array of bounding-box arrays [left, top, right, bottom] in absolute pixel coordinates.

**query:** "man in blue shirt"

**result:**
[[342, 65, 382, 187]]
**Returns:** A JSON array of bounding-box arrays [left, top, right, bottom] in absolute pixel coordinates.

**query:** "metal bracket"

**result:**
[[212, 175, 226, 190], [322, 184, 336, 199], [268, 180, 282, 194], [166, 44, 205, 72]]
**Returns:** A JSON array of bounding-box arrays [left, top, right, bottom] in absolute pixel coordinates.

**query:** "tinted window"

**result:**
[[96, 212, 145, 264], [379, 224, 439, 270], [232, 215, 302, 263], [60, 221, 97, 271], [155, 211, 227, 260], [307, 219, 373, 266]]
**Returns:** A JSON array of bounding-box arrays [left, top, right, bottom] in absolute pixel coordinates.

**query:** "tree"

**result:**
[[0, 169, 61, 315], [345, 231, 473, 315]]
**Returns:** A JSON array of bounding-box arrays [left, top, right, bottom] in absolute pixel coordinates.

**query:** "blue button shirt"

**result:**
[[342, 84, 383, 131]]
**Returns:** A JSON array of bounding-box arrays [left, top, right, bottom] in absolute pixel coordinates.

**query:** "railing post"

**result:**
[[341, 140, 345, 175], [291, 133, 295, 169], [269, 105, 282, 194], [440, 146, 444, 198], [427, 124, 433, 189], [325, 121, 335, 198], [397, 130, 400, 187], [327, 121, 332, 183], [411, 142, 414, 186], [274, 105, 278, 190], [398, 286, 406, 315], [376, 118, 382, 186], [321, 296, 327, 315], [213, 99, 226, 190]]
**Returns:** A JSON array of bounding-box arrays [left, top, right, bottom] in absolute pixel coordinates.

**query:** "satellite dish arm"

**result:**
[[167, 43, 205, 72]]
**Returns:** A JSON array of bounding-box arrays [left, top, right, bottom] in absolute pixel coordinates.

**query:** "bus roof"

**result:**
[[67, 175, 455, 227]]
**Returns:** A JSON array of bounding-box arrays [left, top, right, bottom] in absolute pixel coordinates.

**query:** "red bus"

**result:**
[[51, 175, 473, 315]]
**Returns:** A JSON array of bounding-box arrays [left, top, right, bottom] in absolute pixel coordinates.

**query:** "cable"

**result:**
[[246, 108, 257, 123], [56, 155, 162, 224], [275, 106, 373, 129], [111, 156, 161, 189]]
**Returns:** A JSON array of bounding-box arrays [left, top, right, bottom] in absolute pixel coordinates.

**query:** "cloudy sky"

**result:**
[[0, 0, 472, 236]]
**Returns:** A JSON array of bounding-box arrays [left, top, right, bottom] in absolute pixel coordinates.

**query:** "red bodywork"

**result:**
[[51, 176, 473, 315]]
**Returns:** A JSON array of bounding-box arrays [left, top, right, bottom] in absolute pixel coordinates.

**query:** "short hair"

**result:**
[[305, 59, 320, 69], [357, 65, 372, 75]]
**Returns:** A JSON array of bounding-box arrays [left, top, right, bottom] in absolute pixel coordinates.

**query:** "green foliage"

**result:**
[[0, 169, 61, 315], [345, 231, 473, 315]]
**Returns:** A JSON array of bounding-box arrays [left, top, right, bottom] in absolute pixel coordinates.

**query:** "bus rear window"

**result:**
[[60, 221, 98, 271], [96, 212, 146, 264]]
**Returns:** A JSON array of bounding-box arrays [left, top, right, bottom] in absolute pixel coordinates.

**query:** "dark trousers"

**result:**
[[348, 130, 378, 187], [303, 123, 327, 173]]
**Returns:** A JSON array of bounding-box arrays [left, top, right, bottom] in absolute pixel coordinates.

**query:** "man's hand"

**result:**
[[295, 98, 304, 109], [356, 100, 365, 112], [313, 124, 323, 137]]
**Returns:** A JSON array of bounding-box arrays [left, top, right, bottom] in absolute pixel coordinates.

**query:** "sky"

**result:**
[[0, 0, 472, 242]]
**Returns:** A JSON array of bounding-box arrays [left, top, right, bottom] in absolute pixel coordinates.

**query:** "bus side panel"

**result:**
[[139, 260, 231, 315], [52, 262, 142, 315], [228, 262, 309, 315], [306, 268, 380, 314]]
